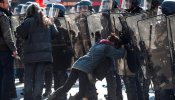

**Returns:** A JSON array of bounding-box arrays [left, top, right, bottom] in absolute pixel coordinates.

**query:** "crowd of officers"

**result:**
[[1, 0, 175, 100]]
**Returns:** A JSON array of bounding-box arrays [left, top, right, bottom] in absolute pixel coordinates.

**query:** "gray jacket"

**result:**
[[0, 10, 16, 52], [73, 43, 125, 73]]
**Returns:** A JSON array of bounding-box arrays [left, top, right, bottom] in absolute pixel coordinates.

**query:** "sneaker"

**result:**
[[43, 90, 52, 97]]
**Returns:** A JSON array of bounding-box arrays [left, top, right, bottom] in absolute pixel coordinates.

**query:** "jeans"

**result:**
[[0, 50, 17, 100], [24, 62, 49, 100], [53, 68, 90, 100]]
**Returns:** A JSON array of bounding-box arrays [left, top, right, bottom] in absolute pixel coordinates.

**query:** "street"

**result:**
[[15, 78, 155, 100]]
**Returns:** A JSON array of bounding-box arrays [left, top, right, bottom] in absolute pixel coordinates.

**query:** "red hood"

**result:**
[[98, 39, 113, 46]]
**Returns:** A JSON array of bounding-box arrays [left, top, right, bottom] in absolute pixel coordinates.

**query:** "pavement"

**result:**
[[14, 78, 155, 100]]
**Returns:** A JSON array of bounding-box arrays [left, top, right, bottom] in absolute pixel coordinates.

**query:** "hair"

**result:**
[[0, 0, 4, 3], [108, 34, 121, 48], [26, 3, 51, 27]]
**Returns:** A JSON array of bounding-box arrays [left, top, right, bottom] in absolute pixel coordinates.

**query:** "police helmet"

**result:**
[[77, 0, 92, 12], [121, 0, 140, 10], [46, 3, 66, 18]]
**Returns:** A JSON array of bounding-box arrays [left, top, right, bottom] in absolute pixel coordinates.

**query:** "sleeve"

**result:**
[[105, 45, 126, 59], [50, 24, 59, 38], [16, 18, 30, 39], [64, 29, 72, 47], [0, 15, 16, 52]]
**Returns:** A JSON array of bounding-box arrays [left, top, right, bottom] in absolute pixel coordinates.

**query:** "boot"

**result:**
[[43, 90, 52, 97], [68, 95, 77, 100], [68, 94, 82, 100], [46, 92, 56, 100]]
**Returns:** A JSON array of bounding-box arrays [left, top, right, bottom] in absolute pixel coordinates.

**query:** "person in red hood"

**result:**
[[47, 35, 125, 100]]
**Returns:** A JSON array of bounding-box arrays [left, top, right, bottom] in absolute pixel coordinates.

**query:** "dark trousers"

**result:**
[[115, 74, 123, 100], [53, 70, 68, 100], [106, 72, 123, 100], [106, 71, 123, 100], [24, 62, 48, 100], [53, 68, 90, 100], [142, 78, 151, 100], [106, 71, 117, 100], [155, 89, 175, 100], [16, 68, 24, 83], [86, 83, 97, 100], [0, 51, 17, 100], [123, 76, 139, 100], [136, 69, 150, 100], [136, 73, 145, 100], [44, 67, 53, 92]]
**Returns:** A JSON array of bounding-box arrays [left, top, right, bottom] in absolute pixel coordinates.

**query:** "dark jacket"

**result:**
[[16, 16, 58, 64], [52, 26, 73, 70], [0, 8, 16, 52]]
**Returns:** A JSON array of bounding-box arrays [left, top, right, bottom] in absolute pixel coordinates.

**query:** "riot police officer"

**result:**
[[119, 0, 144, 100], [43, 4, 73, 100], [52, 7, 74, 100], [98, 1, 124, 100], [141, 1, 161, 100], [150, 0, 175, 100]]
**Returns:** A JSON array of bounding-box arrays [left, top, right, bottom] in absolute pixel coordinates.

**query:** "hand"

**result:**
[[121, 45, 125, 48], [50, 17, 54, 23], [12, 51, 20, 59]]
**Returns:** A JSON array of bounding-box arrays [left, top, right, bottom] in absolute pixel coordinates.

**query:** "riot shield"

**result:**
[[10, 15, 21, 46], [138, 15, 174, 90], [167, 14, 175, 50], [112, 13, 143, 76], [87, 12, 114, 40], [167, 14, 175, 89], [125, 14, 143, 44], [110, 13, 122, 33], [65, 13, 91, 59], [87, 13, 102, 43], [11, 15, 20, 32]]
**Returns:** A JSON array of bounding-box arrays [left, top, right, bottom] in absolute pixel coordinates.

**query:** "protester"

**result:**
[[47, 34, 125, 100], [16, 3, 58, 100]]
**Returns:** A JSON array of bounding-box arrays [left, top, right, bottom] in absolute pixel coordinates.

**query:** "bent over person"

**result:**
[[16, 3, 58, 100], [47, 35, 126, 100]]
